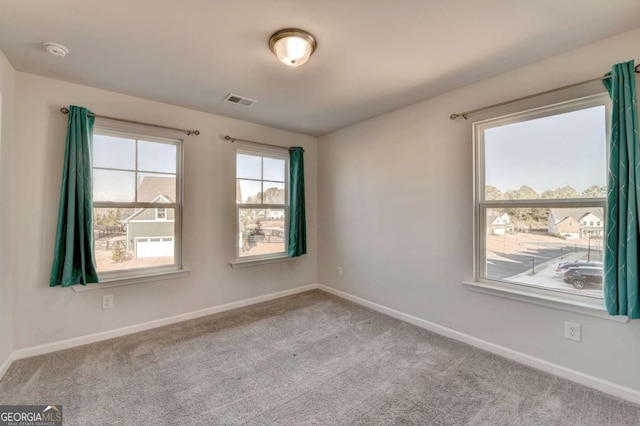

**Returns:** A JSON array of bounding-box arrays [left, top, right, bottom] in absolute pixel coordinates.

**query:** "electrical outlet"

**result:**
[[102, 295, 114, 310], [564, 321, 581, 342], [337, 266, 343, 277]]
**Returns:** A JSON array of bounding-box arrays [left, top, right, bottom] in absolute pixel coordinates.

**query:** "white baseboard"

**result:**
[[317, 284, 640, 406], [6, 284, 318, 371], [5, 282, 639, 406]]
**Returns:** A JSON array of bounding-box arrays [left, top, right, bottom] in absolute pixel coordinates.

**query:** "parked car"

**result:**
[[563, 267, 603, 289], [555, 261, 603, 276]]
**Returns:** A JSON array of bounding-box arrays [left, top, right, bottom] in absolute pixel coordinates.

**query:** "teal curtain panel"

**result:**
[[288, 147, 307, 257], [50, 106, 100, 287], [602, 60, 640, 318]]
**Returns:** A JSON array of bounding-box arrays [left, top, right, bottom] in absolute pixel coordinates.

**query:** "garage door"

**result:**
[[135, 237, 174, 258]]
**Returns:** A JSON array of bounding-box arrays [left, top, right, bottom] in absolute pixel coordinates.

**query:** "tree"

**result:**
[[505, 185, 539, 200], [95, 212, 106, 225], [541, 186, 578, 199], [246, 187, 285, 204], [485, 185, 503, 200], [111, 243, 126, 263], [104, 210, 120, 226], [582, 185, 607, 198], [503, 186, 547, 227]]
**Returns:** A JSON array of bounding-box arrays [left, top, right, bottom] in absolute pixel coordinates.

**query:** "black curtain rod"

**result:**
[[450, 63, 640, 120], [60, 107, 200, 136], [224, 135, 304, 152]]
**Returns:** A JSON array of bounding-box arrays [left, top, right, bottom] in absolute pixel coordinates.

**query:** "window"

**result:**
[[474, 94, 608, 300], [156, 207, 167, 220], [92, 128, 182, 278], [236, 149, 288, 261]]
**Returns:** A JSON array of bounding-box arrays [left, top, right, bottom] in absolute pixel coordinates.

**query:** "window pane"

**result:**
[[237, 154, 262, 179], [239, 208, 285, 257], [484, 207, 603, 298], [484, 106, 607, 201], [237, 179, 262, 204], [93, 169, 135, 202], [137, 173, 176, 202], [94, 207, 175, 272], [263, 157, 285, 181], [138, 140, 177, 173], [93, 134, 135, 170], [262, 181, 285, 204]]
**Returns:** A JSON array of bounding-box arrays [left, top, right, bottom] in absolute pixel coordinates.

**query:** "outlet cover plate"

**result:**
[[564, 321, 581, 342], [102, 295, 114, 310]]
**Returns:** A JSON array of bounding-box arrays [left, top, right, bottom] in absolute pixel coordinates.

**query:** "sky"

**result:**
[[93, 138, 286, 203], [236, 154, 285, 203], [93, 134, 177, 202], [484, 105, 607, 195], [237, 154, 285, 181]]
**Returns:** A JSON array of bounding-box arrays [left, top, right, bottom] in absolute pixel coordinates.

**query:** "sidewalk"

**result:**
[[507, 252, 602, 297]]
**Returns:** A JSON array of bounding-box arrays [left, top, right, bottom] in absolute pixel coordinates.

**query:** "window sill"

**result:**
[[463, 280, 628, 323], [72, 269, 191, 292], [229, 256, 297, 269]]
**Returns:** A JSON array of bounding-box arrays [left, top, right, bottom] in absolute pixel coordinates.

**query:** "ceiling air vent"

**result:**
[[223, 93, 257, 107]]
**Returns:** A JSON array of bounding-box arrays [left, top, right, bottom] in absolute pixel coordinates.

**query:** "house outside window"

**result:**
[[92, 128, 182, 278], [474, 94, 608, 300], [236, 148, 288, 262]]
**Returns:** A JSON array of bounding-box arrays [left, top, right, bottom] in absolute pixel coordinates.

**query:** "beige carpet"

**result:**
[[1, 290, 639, 425]]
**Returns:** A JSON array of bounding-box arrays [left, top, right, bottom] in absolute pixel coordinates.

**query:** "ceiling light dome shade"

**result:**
[[269, 29, 316, 67]]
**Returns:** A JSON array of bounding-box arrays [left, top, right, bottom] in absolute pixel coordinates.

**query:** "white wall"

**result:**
[[0, 49, 15, 372], [9, 73, 317, 350], [318, 28, 640, 392]]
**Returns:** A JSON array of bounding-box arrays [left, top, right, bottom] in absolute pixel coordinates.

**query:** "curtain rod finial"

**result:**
[[60, 107, 69, 114], [450, 113, 459, 120]]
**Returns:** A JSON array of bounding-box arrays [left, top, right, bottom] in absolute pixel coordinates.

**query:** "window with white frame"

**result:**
[[156, 207, 167, 220], [92, 128, 182, 278], [474, 94, 608, 299], [236, 148, 288, 261]]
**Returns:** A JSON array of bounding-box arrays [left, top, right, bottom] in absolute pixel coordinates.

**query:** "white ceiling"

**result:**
[[1, 1, 639, 136]]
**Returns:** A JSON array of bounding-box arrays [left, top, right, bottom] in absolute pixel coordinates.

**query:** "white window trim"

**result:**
[[229, 256, 296, 269], [235, 146, 290, 265], [463, 280, 627, 322], [93, 126, 184, 282], [469, 93, 615, 316], [72, 268, 191, 292]]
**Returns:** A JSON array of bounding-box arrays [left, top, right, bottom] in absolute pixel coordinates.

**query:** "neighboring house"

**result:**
[[579, 212, 605, 238], [548, 208, 604, 239], [487, 212, 511, 235], [266, 209, 284, 220], [123, 177, 176, 258]]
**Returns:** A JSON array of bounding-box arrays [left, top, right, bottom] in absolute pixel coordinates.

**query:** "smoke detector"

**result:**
[[223, 93, 257, 107], [43, 41, 69, 58]]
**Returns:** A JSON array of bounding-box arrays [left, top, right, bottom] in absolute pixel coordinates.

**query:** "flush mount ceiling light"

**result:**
[[42, 41, 69, 58], [268, 28, 316, 67]]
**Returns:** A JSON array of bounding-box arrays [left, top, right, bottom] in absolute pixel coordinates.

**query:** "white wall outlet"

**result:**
[[102, 295, 114, 310], [564, 321, 581, 342], [337, 266, 343, 277]]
